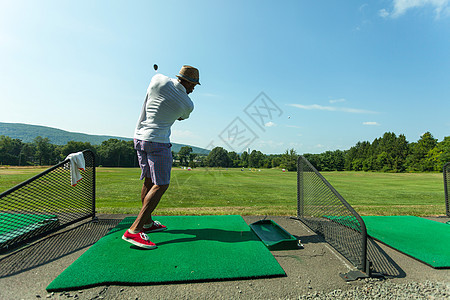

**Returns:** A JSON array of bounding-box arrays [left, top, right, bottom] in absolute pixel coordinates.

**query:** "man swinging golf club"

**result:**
[[122, 65, 200, 249]]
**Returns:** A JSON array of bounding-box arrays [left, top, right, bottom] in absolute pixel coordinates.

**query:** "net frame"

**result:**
[[0, 150, 95, 254], [297, 155, 369, 274], [444, 162, 450, 217]]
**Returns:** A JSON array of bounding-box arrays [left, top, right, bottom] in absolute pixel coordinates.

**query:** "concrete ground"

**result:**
[[0, 214, 449, 300]]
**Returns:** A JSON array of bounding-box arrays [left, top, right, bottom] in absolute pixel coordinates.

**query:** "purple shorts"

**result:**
[[134, 139, 172, 185]]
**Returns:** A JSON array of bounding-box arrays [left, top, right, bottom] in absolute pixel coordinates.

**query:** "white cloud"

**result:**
[[265, 121, 276, 127], [289, 104, 377, 114], [381, 0, 450, 18], [363, 121, 381, 126], [379, 9, 390, 18], [329, 98, 346, 104]]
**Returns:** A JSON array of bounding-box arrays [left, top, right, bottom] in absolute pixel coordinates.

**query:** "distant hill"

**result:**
[[0, 122, 209, 154]]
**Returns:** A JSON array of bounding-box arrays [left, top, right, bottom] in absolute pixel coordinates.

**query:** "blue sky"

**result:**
[[1, 0, 449, 154]]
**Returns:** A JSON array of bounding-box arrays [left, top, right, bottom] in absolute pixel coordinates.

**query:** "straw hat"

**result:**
[[176, 65, 201, 85]]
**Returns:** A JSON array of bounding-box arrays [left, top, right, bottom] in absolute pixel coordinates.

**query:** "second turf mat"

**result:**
[[0, 213, 59, 247], [362, 216, 450, 268], [47, 215, 285, 291]]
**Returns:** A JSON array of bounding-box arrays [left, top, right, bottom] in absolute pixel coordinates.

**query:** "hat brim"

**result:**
[[177, 75, 201, 85]]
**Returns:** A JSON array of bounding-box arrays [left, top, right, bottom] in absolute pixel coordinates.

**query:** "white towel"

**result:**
[[65, 152, 86, 186]]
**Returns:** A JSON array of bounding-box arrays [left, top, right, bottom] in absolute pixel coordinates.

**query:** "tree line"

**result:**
[[0, 131, 449, 172], [304, 132, 449, 172], [0, 135, 299, 170], [0, 136, 138, 167], [199, 147, 298, 171]]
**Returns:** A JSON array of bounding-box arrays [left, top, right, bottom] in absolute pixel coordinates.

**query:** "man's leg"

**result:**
[[140, 177, 160, 225], [129, 179, 169, 232], [123, 141, 171, 248], [141, 177, 153, 204]]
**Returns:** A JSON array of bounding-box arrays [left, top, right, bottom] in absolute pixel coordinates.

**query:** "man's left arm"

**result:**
[[178, 106, 193, 121]]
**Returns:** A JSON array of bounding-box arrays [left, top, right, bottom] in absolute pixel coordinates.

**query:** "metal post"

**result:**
[[444, 163, 450, 217], [297, 156, 303, 218]]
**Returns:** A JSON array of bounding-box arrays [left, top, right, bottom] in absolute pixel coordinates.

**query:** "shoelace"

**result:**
[[139, 232, 149, 241], [153, 221, 162, 227]]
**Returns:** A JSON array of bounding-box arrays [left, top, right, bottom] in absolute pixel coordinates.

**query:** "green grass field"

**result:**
[[0, 167, 446, 216]]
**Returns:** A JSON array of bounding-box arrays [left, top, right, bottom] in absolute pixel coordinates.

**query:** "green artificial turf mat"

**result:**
[[47, 215, 285, 291], [361, 216, 450, 268], [0, 213, 58, 244]]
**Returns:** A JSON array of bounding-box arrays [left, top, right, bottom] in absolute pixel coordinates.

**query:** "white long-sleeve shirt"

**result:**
[[134, 74, 194, 143]]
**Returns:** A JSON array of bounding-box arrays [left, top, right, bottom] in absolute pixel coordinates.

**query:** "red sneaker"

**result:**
[[122, 230, 157, 249], [143, 221, 167, 233]]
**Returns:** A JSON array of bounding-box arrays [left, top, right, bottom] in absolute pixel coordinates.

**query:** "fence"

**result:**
[[0, 150, 95, 254], [444, 162, 450, 217], [296, 155, 370, 277]]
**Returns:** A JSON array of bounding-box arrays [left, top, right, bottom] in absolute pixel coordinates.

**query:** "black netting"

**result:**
[[445, 163, 450, 217], [0, 150, 95, 253], [297, 156, 368, 273]]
